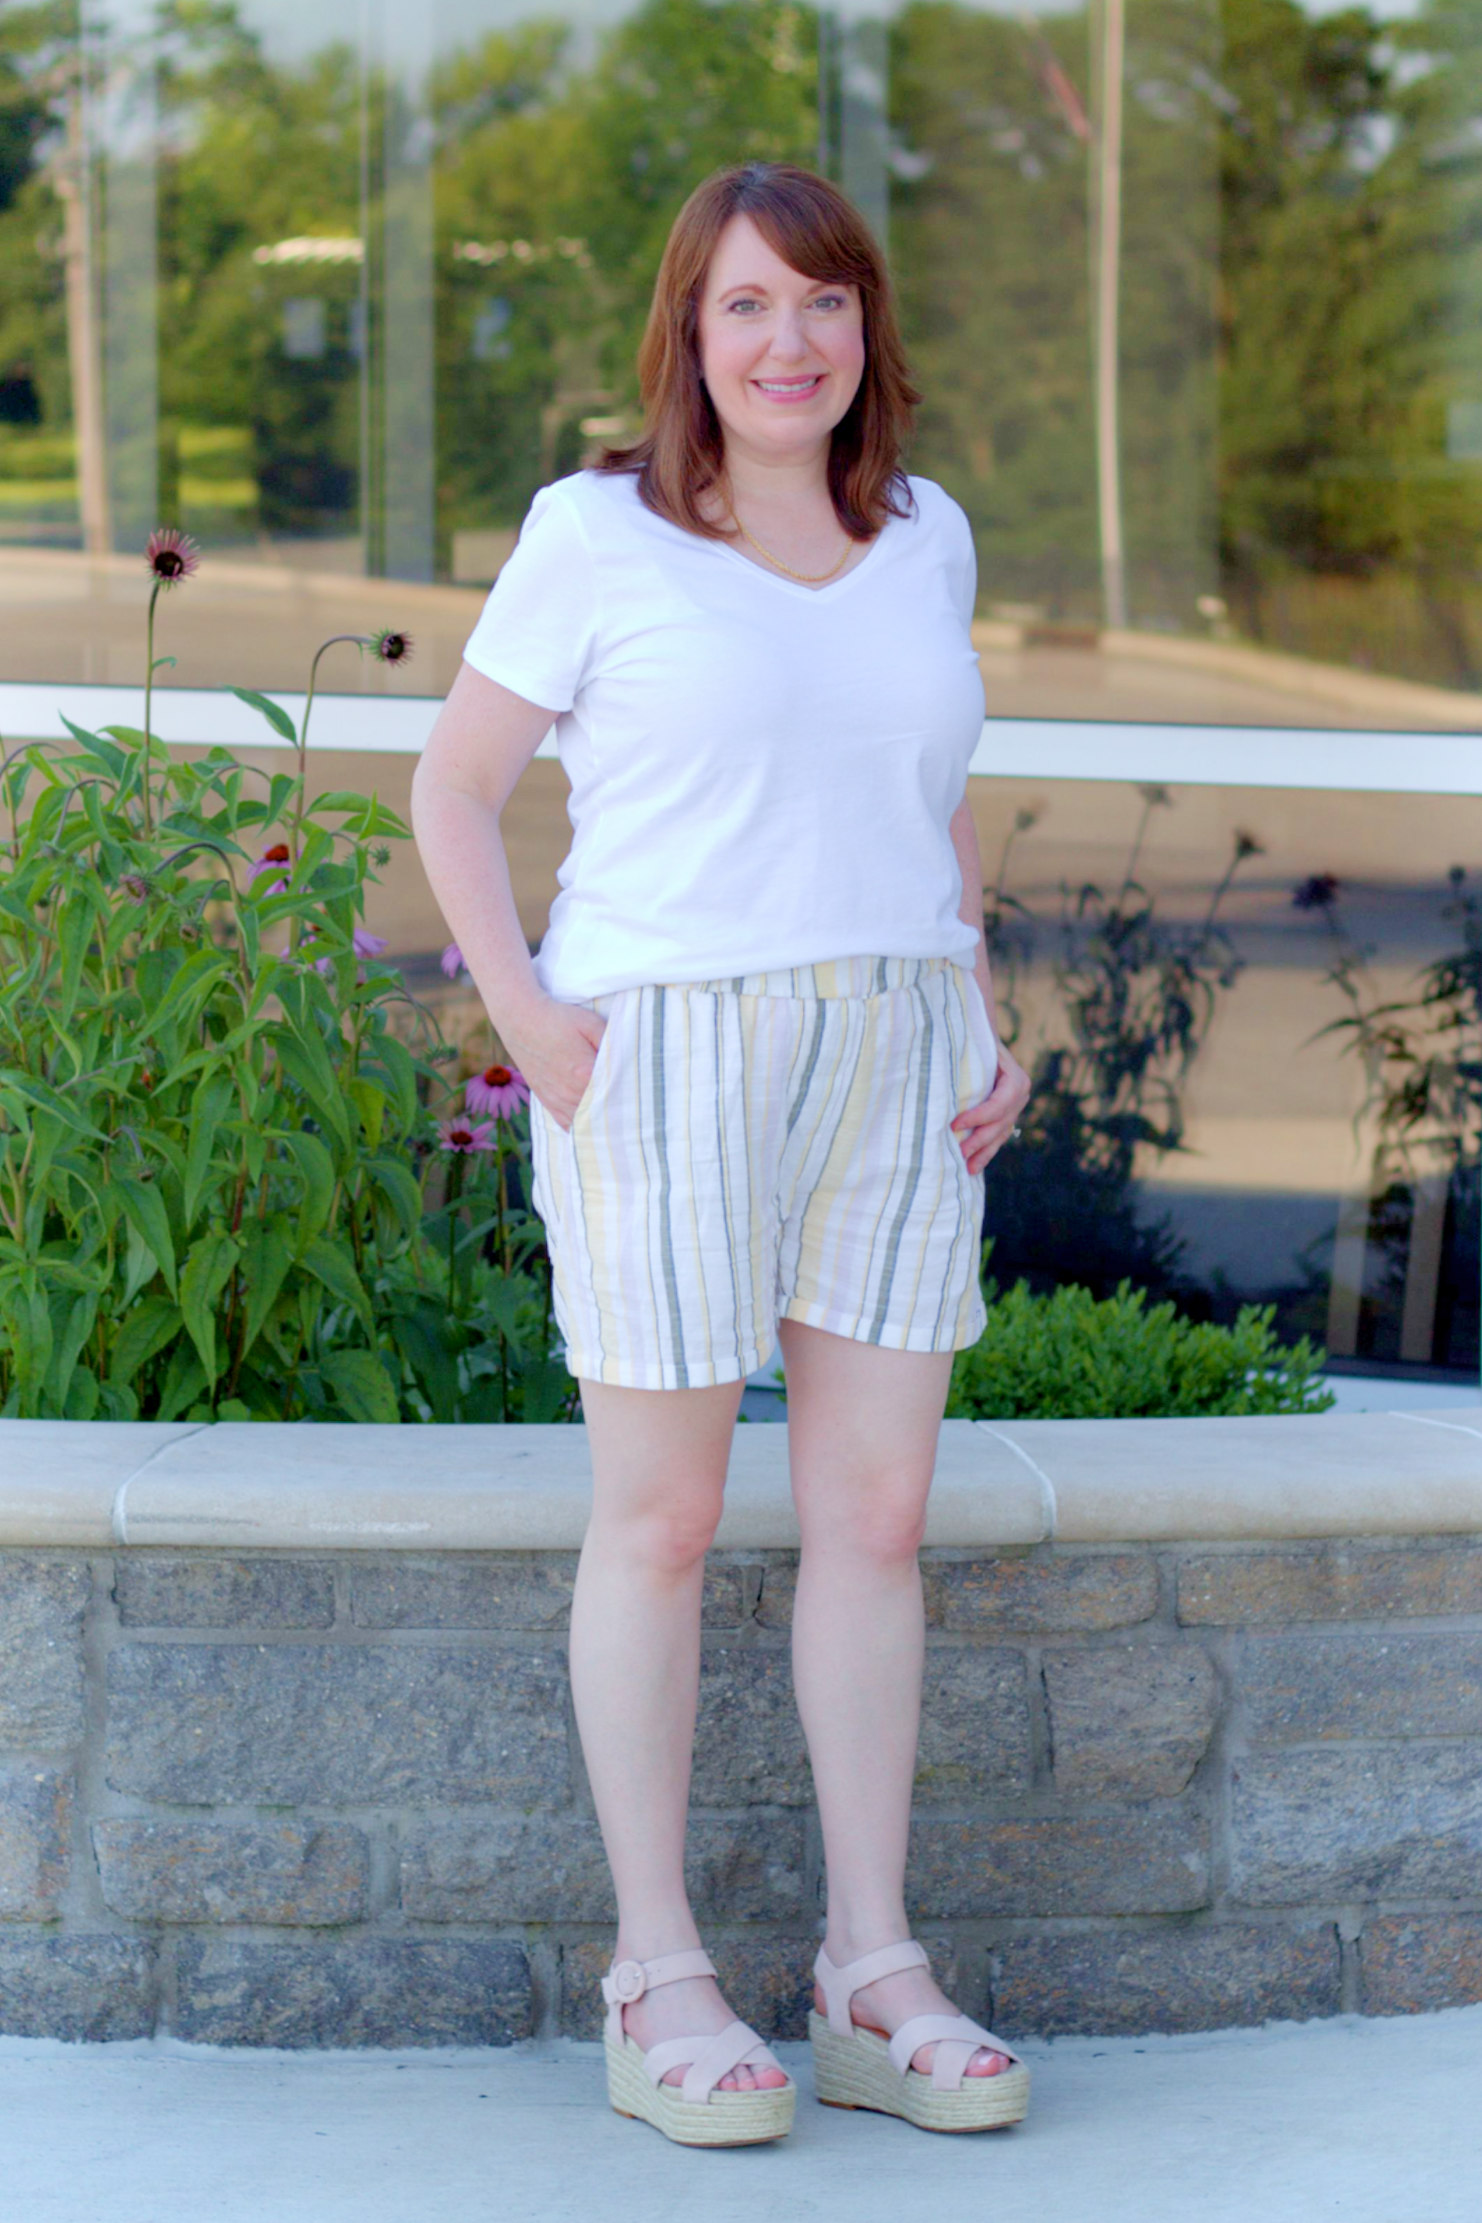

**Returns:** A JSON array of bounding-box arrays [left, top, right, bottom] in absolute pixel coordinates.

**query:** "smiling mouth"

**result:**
[[752, 374, 825, 398]]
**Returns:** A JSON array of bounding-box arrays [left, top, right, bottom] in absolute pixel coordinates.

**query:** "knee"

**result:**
[[594, 1490, 724, 1578], [799, 1470, 931, 1568]]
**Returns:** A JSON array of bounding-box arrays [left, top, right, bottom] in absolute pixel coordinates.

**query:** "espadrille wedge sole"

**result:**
[[810, 1940, 1030, 2135], [598, 1948, 795, 2149], [605, 2032, 796, 2146], [808, 2011, 1029, 2132]]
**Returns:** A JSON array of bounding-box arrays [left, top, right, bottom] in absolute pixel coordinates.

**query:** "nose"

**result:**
[[766, 305, 810, 363]]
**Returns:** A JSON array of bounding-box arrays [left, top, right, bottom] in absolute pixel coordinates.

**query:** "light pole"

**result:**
[[1093, 0, 1127, 631]]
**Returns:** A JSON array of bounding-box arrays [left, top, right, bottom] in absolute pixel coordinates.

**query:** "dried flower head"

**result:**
[[371, 629, 413, 667], [118, 871, 151, 904], [145, 527, 201, 588], [1292, 873, 1340, 913], [1234, 829, 1264, 861]]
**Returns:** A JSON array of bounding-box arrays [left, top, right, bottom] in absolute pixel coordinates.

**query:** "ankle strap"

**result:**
[[602, 1949, 715, 2041], [814, 1940, 928, 2036]]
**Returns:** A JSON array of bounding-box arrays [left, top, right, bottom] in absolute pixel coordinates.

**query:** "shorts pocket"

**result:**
[[570, 990, 624, 1123], [956, 971, 999, 1107]]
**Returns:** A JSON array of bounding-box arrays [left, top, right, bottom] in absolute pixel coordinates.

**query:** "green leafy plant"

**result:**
[[0, 538, 571, 1422], [947, 1272, 1333, 1420]]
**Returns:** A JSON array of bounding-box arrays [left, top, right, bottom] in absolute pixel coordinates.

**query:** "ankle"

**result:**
[[612, 1921, 705, 1968], [822, 1918, 913, 1967]]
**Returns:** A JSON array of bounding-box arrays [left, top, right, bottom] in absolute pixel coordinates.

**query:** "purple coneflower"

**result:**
[[250, 841, 292, 894], [437, 1117, 496, 1154], [145, 527, 201, 588], [372, 629, 414, 666], [465, 1062, 529, 1120], [440, 943, 464, 979], [353, 927, 389, 959]]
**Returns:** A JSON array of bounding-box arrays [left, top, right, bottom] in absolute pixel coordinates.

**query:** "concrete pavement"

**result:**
[[3, 2005, 1478, 2223]]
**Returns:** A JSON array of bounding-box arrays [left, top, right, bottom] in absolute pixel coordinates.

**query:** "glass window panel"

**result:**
[[1, 0, 1479, 1372]]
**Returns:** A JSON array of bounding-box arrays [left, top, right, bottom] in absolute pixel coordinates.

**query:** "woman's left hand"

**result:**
[[951, 1044, 1031, 1176]]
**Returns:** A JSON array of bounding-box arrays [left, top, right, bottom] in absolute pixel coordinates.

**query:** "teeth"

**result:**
[[757, 377, 820, 393]]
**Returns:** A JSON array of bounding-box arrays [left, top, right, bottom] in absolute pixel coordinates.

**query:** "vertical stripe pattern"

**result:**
[[529, 955, 997, 1389]]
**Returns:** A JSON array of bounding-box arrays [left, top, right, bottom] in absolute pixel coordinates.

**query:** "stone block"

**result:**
[[105, 1643, 570, 1806], [1179, 1542, 1482, 1626], [174, 1938, 533, 2047], [349, 1554, 744, 1630], [758, 1551, 1158, 1633], [93, 1820, 370, 1924], [690, 1648, 812, 1807], [907, 1810, 1210, 1919], [400, 1811, 806, 1925], [562, 1933, 959, 2041], [0, 1935, 156, 2040], [113, 1556, 334, 1628], [1044, 1645, 1220, 1797], [1232, 1745, 1482, 1904], [0, 1766, 71, 1917], [0, 1555, 88, 1746], [1361, 1916, 1482, 2015], [1242, 1632, 1482, 1743], [992, 1923, 1341, 2038], [923, 1553, 1159, 1634], [915, 1649, 1034, 1800]]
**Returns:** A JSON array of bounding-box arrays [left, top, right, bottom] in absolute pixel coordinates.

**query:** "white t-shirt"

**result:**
[[461, 466, 985, 1000]]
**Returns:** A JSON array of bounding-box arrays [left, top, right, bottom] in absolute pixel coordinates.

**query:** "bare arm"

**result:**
[[948, 795, 1030, 1174], [409, 661, 603, 1129]]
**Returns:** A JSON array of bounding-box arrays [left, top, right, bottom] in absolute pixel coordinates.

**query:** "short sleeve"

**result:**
[[460, 482, 598, 711], [946, 497, 977, 630]]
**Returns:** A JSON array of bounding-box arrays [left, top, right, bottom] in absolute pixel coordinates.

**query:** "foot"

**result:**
[[815, 1948, 1013, 2078], [622, 1971, 789, 2092]]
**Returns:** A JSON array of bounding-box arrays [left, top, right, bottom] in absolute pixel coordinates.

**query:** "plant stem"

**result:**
[[445, 1155, 464, 1310], [295, 636, 366, 859], [142, 581, 161, 838], [497, 1144, 509, 1273]]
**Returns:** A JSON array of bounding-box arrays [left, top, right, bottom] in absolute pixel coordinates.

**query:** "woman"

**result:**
[[411, 160, 1032, 2147]]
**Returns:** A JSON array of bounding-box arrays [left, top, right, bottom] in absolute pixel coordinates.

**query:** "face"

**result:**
[[695, 213, 866, 466]]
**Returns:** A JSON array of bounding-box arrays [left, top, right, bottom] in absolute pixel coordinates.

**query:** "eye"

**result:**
[[811, 291, 848, 310], [726, 295, 764, 313]]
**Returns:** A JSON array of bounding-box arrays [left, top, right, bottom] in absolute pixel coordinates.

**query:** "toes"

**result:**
[[965, 2049, 1011, 2077], [756, 2066, 789, 2089]]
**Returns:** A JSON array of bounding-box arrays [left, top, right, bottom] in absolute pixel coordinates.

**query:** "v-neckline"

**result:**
[[711, 514, 894, 601]]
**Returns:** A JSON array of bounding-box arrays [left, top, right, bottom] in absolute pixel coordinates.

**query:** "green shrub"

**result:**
[[947, 1276, 1334, 1420], [0, 542, 569, 1423]]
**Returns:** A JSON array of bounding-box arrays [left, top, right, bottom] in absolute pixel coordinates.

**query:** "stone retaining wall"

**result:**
[[4, 1529, 1481, 2047]]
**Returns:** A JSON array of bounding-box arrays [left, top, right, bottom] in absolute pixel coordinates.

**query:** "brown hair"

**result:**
[[596, 162, 919, 541]]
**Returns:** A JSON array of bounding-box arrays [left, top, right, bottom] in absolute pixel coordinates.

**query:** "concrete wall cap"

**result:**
[[0, 1422, 203, 1546], [0, 1409, 1477, 1550]]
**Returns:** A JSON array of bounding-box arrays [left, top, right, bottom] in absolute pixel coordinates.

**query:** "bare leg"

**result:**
[[779, 1319, 1011, 2076], [571, 1374, 786, 2091]]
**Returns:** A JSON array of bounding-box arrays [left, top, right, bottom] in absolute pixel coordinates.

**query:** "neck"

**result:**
[[721, 438, 832, 510]]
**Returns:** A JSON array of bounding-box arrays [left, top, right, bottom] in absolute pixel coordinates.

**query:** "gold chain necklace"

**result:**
[[730, 513, 853, 585]]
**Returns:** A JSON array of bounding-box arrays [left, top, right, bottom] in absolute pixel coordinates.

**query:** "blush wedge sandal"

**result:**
[[601, 1948, 797, 2147], [809, 1941, 1031, 2133]]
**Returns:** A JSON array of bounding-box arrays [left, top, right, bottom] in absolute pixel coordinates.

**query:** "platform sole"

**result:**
[[809, 2011, 1030, 2133], [604, 2034, 796, 2147]]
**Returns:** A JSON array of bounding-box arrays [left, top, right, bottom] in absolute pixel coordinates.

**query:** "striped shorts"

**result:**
[[528, 954, 997, 1390]]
